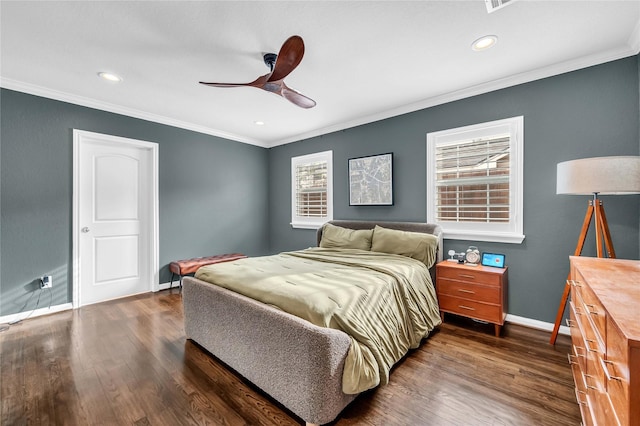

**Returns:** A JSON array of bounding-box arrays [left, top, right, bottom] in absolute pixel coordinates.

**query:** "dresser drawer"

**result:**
[[437, 279, 501, 304], [438, 294, 503, 324], [606, 318, 630, 426], [569, 302, 588, 373], [584, 344, 615, 425], [578, 282, 607, 347], [586, 387, 620, 426], [570, 355, 593, 426], [436, 266, 501, 286], [572, 299, 604, 361]]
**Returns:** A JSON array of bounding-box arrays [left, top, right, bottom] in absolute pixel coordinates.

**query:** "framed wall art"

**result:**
[[348, 152, 393, 206]]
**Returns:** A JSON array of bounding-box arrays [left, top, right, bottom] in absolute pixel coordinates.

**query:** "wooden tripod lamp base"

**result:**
[[549, 196, 615, 345]]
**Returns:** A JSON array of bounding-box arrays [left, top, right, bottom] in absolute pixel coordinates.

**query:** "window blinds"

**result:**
[[434, 136, 510, 223], [295, 160, 328, 217]]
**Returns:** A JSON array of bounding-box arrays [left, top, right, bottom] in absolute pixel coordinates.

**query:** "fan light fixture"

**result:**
[[97, 72, 122, 82], [472, 35, 498, 51]]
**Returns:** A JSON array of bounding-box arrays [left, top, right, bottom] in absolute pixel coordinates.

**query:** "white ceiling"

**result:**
[[1, 1, 639, 148]]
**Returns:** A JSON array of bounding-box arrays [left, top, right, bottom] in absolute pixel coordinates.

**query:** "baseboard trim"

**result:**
[[0, 303, 73, 325], [1, 295, 568, 338], [2, 283, 177, 325], [157, 281, 177, 291], [506, 313, 570, 336]]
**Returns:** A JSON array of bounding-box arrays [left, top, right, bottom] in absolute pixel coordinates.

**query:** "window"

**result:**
[[427, 116, 524, 243], [291, 150, 333, 229]]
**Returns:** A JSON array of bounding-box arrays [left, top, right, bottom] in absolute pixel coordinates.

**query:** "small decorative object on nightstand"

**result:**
[[436, 260, 508, 337], [464, 245, 480, 266]]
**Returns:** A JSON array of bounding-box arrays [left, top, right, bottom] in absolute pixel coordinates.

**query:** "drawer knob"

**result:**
[[569, 280, 582, 288], [567, 353, 578, 365], [457, 289, 475, 294], [565, 319, 575, 327], [458, 274, 476, 279]]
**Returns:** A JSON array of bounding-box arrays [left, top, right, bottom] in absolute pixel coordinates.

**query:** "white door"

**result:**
[[73, 130, 158, 306]]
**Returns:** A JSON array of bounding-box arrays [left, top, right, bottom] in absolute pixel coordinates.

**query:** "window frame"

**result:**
[[291, 150, 333, 229], [426, 116, 525, 244]]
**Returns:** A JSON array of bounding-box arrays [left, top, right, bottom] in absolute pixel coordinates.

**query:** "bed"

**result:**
[[182, 220, 443, 425]]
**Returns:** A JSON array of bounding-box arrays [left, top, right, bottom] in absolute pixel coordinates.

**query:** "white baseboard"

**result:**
[[506, 313, 570, 336], [156, 281, 179, 291], [0, 303, 73, 325], [2, 283, 176, 325], [0, 294, 568, 339]]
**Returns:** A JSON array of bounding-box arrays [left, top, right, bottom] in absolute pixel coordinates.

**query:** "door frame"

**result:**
[[72, 129, 159, 308]]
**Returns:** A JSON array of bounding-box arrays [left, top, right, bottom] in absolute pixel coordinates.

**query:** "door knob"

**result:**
[[81, 227, 90, 233]]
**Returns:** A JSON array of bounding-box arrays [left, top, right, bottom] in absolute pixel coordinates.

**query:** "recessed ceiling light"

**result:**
[[254, 121, 265, 126], [471, 35, 498, 51], [97, 71, 122, 82]]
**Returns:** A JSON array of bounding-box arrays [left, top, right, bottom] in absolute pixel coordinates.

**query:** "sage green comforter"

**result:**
[[195, 247, 441, 394]]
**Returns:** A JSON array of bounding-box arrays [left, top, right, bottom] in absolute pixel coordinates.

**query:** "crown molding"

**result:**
[[0, 78, 268, 148], [629, 18, 640, 54], [268, 45, 639, 147], [2, 39, 637, 151]]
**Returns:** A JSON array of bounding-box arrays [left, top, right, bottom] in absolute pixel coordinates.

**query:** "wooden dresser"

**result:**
[[436, 261, 508, 337], [568, 257, 640, 426]]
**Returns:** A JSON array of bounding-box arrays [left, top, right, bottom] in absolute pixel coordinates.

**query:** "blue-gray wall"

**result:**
[[268, 56, 640, 324], [0, 89, 269, 316], [2, 55, 639, 324]]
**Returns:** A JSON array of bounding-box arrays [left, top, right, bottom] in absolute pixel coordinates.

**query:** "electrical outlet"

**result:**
[[40, 275, 52, 289]]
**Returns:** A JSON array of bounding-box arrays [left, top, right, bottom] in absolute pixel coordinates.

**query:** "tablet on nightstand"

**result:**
[[481, 252, 505, 268]]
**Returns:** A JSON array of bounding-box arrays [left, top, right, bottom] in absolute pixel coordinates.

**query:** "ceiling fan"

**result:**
[[200, 35, 316, 109]]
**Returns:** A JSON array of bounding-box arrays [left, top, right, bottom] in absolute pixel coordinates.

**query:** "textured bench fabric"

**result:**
[[169, 253, 247, 288]]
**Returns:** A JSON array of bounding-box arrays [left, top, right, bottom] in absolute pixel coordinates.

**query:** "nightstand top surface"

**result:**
[[437, 260, 507, 274]]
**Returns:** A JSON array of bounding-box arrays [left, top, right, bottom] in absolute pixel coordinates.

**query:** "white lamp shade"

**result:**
[[557, 156, 640, 195]]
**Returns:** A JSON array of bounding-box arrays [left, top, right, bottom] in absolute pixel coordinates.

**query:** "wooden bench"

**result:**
[[169, 253, 247, 289]]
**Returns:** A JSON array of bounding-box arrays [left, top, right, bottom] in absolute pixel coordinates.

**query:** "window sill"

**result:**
[[443, 230, 525, 244], [290, 222, 323, 230]]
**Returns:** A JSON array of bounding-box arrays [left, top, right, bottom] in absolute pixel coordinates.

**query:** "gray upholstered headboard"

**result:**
[[316, 220, 443, 281]]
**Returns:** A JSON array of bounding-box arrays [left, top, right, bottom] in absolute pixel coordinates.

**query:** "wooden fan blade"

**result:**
[[281, 83, 316, 109], [199, 82, 250, 88], [200, 74, 270, 88], [268, 35, 305, 82]]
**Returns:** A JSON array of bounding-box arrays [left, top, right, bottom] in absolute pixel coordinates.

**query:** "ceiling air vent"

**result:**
[[485, 0, 517, 13]]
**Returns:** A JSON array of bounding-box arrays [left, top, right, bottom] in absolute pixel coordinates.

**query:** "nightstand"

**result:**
[[436, 261, 508, 337]]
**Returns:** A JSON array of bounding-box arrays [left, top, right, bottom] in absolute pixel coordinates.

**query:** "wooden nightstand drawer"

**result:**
[[437, 279, 501, 304], [438, 294, 503, 324], [437, 264, 502, 286]]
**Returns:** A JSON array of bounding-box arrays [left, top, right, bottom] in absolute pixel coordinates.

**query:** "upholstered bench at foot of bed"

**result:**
[[168, 253, 247, 289]]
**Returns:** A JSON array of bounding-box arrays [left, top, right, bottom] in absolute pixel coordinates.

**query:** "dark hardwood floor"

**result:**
[[1, 289, 580, 425]]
